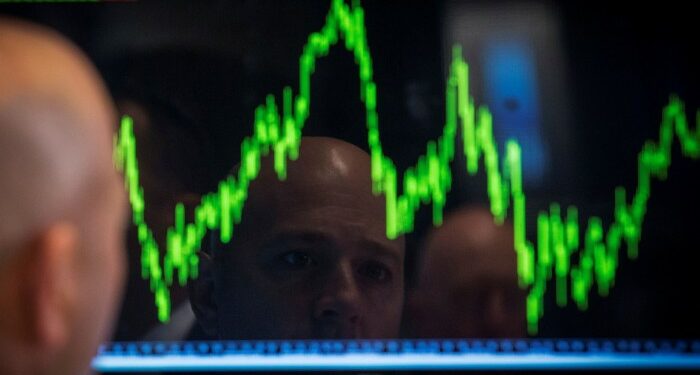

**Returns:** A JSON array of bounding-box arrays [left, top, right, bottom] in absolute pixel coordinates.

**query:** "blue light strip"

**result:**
[[92, 339, 700, 372], [483, 39, 547, 185], [92, 352, 700, 372]]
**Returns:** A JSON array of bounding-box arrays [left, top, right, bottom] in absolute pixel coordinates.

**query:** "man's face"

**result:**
[[407, 209, 525, 338], [210, 160, 405, 340], [417, 249, 524, 338]]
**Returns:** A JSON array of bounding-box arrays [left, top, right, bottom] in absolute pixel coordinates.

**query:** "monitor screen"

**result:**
[[2, 0, 699, 372]]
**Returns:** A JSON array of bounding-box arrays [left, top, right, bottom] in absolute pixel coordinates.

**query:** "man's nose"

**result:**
[[313, 262, 361, 325]]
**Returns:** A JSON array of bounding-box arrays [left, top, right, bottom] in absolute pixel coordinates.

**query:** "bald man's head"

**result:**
[[0, 17, 117, 251], [0, 17, 114, 127], [0, 18, 126, 375], [407, 207, 526, 338], [192, 137, 405, 340], [231, 137, 385, 246]]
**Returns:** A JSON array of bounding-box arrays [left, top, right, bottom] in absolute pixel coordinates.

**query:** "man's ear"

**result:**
[[189, 250, 218, 337], [24, 222, 79, 350]]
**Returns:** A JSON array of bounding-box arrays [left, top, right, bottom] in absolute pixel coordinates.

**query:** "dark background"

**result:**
[[2, 0, 698, 340]]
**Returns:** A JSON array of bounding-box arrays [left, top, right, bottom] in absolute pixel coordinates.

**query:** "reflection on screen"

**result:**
[[3, 0, 699, 372]]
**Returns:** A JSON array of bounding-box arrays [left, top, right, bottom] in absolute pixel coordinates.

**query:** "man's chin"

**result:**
[[310, 325, 360, 340]]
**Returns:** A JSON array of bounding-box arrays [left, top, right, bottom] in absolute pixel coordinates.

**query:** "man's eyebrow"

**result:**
[[259, 231, 403, 265], [252, 230, 333, 262], [267, 230, 334, 245], [360, 238, 403, 266]]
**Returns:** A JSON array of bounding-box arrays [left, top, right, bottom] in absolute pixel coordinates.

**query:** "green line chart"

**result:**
[[113, 0, 700, 334]]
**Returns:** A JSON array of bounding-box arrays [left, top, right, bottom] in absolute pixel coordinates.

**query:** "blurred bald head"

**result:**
[[0, 18, 126, 375], [0, 17, 116, 252], [192, 137, 405, 340], [407, 207, 525, 338], [0, 17, 113, 125]]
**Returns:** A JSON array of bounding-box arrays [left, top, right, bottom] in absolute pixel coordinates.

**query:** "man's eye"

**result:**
[[280, 251, 316, 268], [359, 262, 391, 282]]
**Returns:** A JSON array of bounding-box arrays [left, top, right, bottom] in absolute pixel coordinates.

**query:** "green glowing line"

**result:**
[[114, 0, 700, 333]]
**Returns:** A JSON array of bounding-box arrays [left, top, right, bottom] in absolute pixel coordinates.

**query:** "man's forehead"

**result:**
[[273, 201, 391, 236], [243, 179, 387, 232], [245, 137, 375, 201], [252, 167, 377, 209]]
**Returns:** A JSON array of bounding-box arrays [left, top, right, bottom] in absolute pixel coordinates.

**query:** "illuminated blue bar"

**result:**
[[92, 339, 700, 372], [93, 352, 700, 372], [483, 39, 547, 186]]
